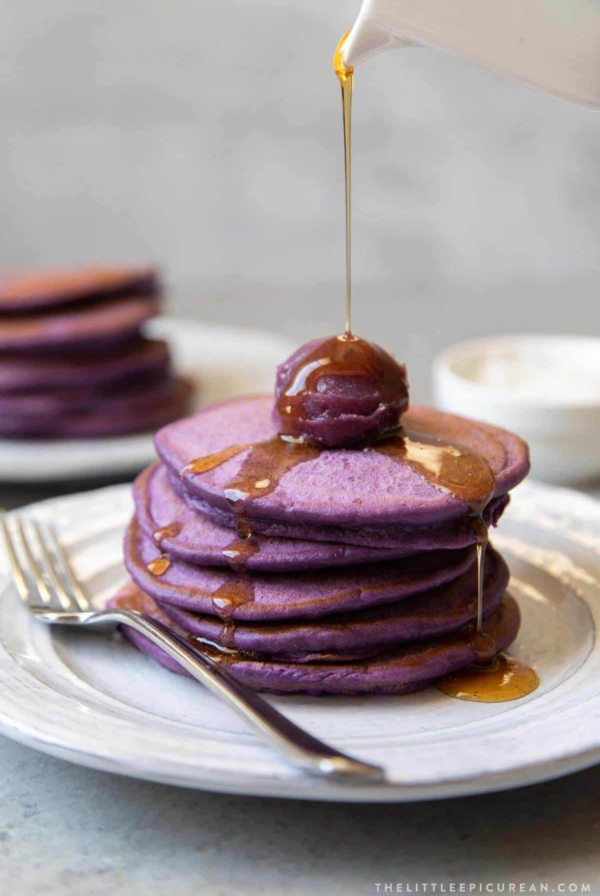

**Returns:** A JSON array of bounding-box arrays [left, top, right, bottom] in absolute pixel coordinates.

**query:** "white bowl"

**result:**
[[432, 335, 600, 484]]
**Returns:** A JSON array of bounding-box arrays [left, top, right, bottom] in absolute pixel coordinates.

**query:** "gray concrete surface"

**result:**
[[1, 1, 600, 892], [1, 731, 600, 896]]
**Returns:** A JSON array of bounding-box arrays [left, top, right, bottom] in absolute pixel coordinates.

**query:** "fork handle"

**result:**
[[42, 606, 385, 783]]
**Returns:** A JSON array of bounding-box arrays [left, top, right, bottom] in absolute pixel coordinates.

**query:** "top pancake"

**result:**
[[0, 266, 159, 313], [135, 462, 416, 571], [156, 395, 530, 530]]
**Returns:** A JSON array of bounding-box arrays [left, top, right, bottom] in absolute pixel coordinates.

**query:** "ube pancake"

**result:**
[[153, 547, 508, 659], [156, 396, 529, 531], [0, 266, 158, 313], [112, 586, 521, 695], [172, 471, 509, 552], [0, 296, 158, 353], [0, 338, 169, 395], [0, 376, 193, 438], [135, 463, 436, 571], [125, 516, 477, 621]]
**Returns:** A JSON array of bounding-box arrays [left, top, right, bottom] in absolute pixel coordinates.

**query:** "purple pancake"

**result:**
[[0, 296, 158, 354], [125, 515, 478, 621], [112, 584, 521, 695], [135, 463, 443, 571], [171, 471, 510, 552], [0, 266, 159, 313], [0, 338, 169, 395], [152, 547, 508, 659], [0, 376, 193, 439], [156, 396, 530, 534]]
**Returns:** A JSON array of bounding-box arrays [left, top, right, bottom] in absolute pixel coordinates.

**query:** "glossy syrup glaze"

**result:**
[[179, 424, 495, 634], [274, 333, 409, 446], [146, 554, 171, 576], [152, 522, 182, 543]]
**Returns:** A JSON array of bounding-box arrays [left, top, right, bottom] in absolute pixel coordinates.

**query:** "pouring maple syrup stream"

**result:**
[[334, 31, 354, 336], [333, 31, 537, 703]]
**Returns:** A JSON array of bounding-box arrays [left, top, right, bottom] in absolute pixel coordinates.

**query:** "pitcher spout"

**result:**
[[342, 14, 414, 69], [341, 0, 600, 108]]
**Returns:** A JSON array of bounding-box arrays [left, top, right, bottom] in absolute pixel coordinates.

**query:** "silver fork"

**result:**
[[0, 511, 385, 784]]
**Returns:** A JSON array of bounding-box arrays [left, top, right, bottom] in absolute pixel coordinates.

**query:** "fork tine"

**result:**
[[30, 521, 75, 611], [11, 518, 55, 607], [45, 524, 90, 611], [0, 511, 30, 604]]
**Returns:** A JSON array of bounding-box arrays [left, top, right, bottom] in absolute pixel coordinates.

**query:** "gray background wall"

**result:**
[[1, 0, 599, 399]]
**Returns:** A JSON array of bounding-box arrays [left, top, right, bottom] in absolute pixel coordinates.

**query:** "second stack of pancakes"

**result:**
[[0, 267, 192, 438], [120, 366, 530, 695]]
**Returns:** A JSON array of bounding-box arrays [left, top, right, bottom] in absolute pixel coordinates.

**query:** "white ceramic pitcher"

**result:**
[[342, 0, 600, 108]]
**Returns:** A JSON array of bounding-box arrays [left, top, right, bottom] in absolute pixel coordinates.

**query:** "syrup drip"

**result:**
[[186, 634, 238, 663], [187, 633, 261, 664], [152, 521, 182, 543], [455, 625, 497, 665], [474, 528, 488, 634], [222, 534, 260, 572], [146, 554, 171, 576], [235, 516, 253, 540], [436, 655, 540, 703], [182, 443, 249, 476], [373, 431, 495, 513], [375, 432, 493, 659], [182, 436, 319, 571], [213, 527, 260, 619], [211, 575, 255, 620], [223, 437, 320, 512], [221, 621, 237, 648], [333, 32, 354, 336]]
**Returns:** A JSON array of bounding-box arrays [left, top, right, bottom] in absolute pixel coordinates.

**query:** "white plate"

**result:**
[[0, 480, 599, 802], [0, 317, 293, 483]]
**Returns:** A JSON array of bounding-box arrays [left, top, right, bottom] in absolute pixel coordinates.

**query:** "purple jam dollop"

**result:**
[[273, 334, 409, 448]]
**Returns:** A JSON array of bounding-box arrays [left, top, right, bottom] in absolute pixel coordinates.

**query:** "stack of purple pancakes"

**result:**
[[0, 266, 193, 438], [115, 338, 530, 695]]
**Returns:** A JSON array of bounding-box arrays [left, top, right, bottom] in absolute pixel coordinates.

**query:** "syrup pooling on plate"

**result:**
[[436, 654, 540, 703]]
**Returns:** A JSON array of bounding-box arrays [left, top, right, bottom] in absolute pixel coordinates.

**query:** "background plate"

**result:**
[[0, 480, 599, 801], [0, 316, 293, 482]]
